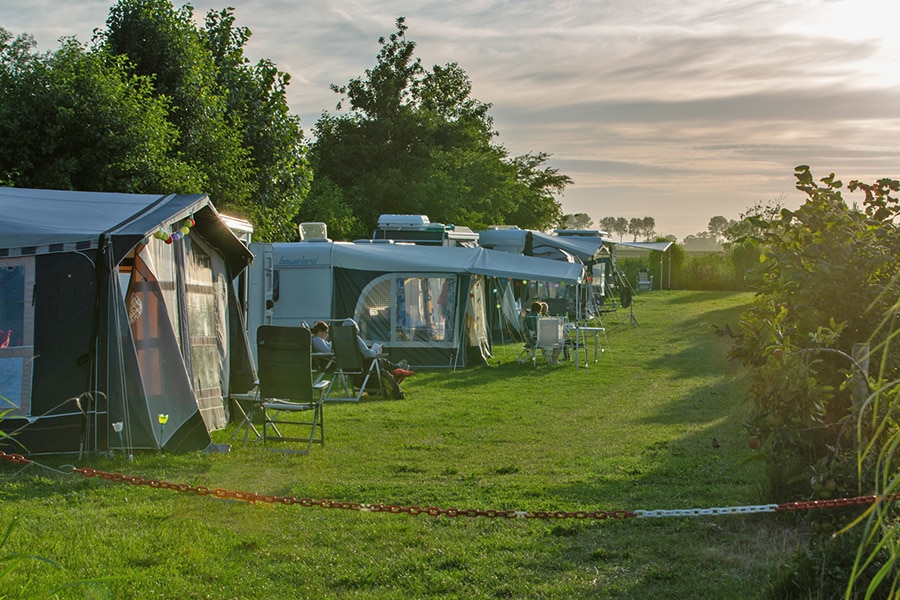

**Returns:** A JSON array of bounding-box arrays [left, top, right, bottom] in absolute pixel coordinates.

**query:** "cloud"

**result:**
[[5, 0, 899, 241]]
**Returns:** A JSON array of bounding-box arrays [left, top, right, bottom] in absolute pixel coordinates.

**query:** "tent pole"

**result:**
[[112, 259, 134, 460]]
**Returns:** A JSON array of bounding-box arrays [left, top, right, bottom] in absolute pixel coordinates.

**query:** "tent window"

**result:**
[[0, 258, 34, 415], [356, 274, 456, 346], [395, 276, 455, 344], [184, 239, 228, 431], [359, 278, 391, 342]]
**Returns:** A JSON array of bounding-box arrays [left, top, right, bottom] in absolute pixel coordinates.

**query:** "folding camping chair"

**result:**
[[312, 352, 335, 385], [535, 316, 566, 365], [253, 325, 327, 454], [325, 321, 387, 402], [516, 312, 540, 365], [636, 267, 653, 291]]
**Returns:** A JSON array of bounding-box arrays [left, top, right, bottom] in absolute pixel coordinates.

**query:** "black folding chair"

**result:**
[[254, 325, 326, 454], [325, 321, 386, 402]]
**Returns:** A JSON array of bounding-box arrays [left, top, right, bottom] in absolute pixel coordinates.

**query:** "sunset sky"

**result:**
[[4, 0, 899, 241]]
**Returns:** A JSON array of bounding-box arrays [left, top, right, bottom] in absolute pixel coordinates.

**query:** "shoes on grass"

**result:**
[[391, 368, 415, 384]]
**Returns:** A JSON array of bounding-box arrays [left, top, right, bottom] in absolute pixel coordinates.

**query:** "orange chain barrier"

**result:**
[[2, 451, 898, 520]]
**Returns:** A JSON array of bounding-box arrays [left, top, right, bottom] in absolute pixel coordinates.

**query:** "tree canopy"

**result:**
[[0, 28, 195, 191], [0, 0, 310, 241], [2, 8, 573, 241], [301, 18, 570, 240]]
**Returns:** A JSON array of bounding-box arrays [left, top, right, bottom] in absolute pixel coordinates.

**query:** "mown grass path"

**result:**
[[1, 291, 803, 598]]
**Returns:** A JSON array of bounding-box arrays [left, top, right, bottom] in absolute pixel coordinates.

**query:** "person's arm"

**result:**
[[312, 336, 332, 353], [357, 336, 379, 358]]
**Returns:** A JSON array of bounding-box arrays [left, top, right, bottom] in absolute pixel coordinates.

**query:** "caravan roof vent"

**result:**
[[376, 214, 430, 230], [298, 222, 329, 241]]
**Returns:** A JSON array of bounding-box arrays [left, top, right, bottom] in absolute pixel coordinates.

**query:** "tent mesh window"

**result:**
[[185, 242, 228, 431], [359, 278, 391, 342], [394, 276, 455, 344]]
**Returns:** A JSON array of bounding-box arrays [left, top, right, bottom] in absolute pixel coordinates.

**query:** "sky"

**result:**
[[3, 0, 899, 241]]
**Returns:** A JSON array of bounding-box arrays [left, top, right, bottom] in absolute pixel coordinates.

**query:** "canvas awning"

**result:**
[[0, 187, 252, 272], [331, 243, 584, 283], [478, 229, 605, 263]]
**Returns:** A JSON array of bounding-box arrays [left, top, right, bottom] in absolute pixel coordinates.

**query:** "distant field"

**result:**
[[1, 291, 802, 599]]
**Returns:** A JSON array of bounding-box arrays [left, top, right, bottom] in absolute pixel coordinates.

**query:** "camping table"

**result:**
[[566, 325, 605, 369]]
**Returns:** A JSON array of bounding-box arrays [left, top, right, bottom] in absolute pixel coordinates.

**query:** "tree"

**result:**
[[626, 216, 655, 241], [627, 217, 642, 241], [682, 231, 720, 251], [733, 166, 900, 600], [303, 18, 569, 239], [598, 216, 629, 241], [640, 216, 656, 240], [722, 198, 783, 244], [733, 166, 900, 501], [0, 27, 197, 192], [100, 0, 253, 211], [202, 8, 311, 240], [707, 215, 731, 242], [561, 213, 593, 229]]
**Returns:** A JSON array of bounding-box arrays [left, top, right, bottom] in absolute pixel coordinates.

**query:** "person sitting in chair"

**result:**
[[311, 321, 332, 353], [310, 320, 335, 373], [341, 319, 415, 397]]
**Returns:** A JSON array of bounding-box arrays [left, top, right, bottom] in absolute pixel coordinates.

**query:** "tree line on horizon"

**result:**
[[0, 1, 571, 241], [560, 210, 776, 247]]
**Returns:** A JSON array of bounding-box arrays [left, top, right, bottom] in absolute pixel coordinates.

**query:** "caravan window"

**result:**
[[0, 258, 34, 414]]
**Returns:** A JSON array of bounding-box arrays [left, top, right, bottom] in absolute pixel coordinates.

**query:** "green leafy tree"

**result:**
[[723, 198, 783, 243], [303, 17, 569, 239], [707, 215, 733, 243], [562, 213, 594, 229], [99, 0, 253, 213], [641, 216, 656, 240], [626, 216, 655, 241], [733, 166, 900, 496], [0, 28, 196, 191], [627, 217, 642, 241], [732, 167, 900, 596], [202, 8, 311, 240], [599, 216, 629, 241]]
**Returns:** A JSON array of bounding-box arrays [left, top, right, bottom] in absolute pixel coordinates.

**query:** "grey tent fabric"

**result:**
[[0, 187, 253, 455], [478, 229, 605, 264], [331, 242, 584, 283]]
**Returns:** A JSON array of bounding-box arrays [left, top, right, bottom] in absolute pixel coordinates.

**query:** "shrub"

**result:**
[[731, 167, 900, 597]]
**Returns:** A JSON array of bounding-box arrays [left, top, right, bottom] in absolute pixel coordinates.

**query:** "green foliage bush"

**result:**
[[619, 242, 752, 292], [730, 166, 900, 597]]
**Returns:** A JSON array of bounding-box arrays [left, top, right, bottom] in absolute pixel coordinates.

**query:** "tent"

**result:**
[[245, 241, 584, 368], [0, 188, 254, 455]]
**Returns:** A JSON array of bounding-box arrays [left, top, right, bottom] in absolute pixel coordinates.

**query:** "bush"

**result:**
[[731, 167, 900, 598]]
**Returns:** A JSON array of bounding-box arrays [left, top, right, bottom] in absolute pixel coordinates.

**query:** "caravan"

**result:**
[[245, 240, 584, 369]]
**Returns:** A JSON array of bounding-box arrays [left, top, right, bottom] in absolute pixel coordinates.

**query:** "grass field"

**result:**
[[0, 291, 807, 599]]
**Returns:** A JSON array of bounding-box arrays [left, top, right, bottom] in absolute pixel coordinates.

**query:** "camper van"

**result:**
[[371, 214, 480, 247]]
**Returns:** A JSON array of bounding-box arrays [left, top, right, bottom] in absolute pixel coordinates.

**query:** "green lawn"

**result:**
[[0, 291, 804, 599]]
